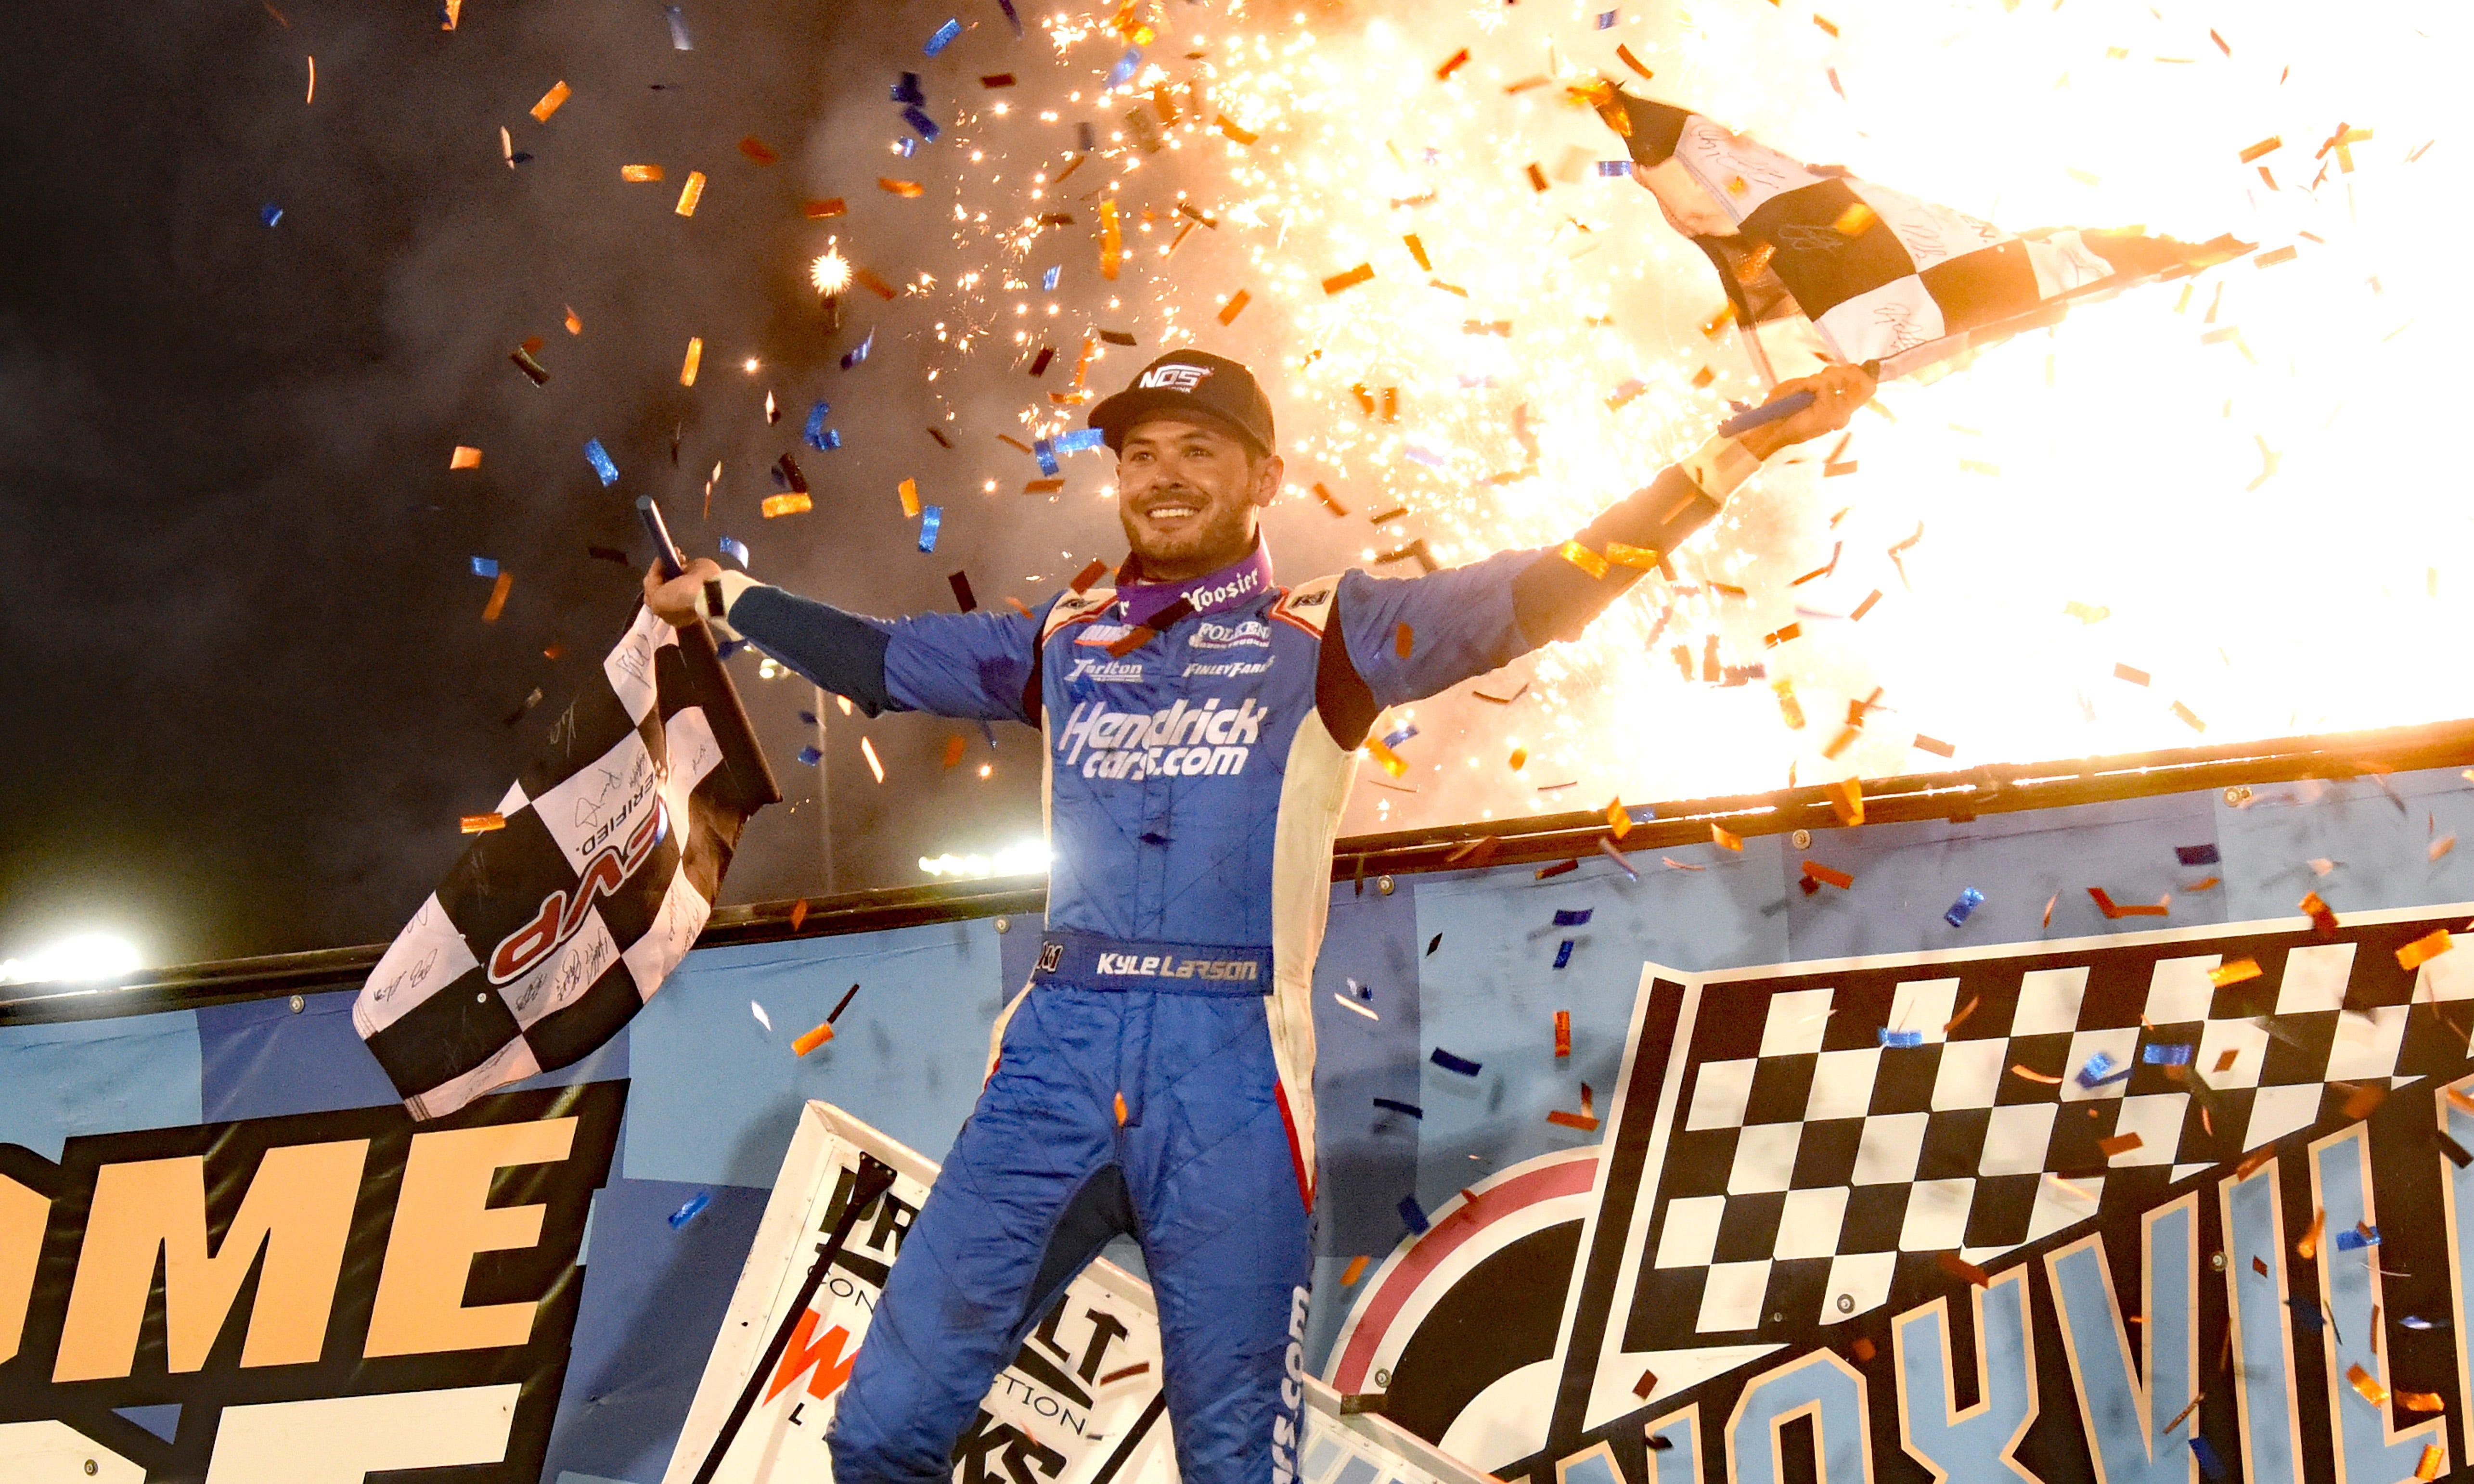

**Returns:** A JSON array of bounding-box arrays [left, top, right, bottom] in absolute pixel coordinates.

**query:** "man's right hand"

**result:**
[[644, 558, 723, 630]]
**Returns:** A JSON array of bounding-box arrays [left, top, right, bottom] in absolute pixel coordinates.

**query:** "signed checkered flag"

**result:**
[[1598, 85, 2250, 384], [354, 606, 779, 1118]]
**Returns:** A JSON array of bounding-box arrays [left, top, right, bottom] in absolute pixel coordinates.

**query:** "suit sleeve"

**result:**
[[1337, 437, 1763, 706], [722, 582, 1043, 723]]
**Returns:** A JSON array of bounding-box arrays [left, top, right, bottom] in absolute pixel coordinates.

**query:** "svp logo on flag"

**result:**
[[354, 605, 778, 1120]]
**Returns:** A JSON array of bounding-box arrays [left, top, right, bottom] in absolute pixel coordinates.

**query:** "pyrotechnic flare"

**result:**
[[1593, 84, 2252, 385]]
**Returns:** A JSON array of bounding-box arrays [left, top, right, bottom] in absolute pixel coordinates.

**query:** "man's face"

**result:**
[[1114, 415, 1282, 580]]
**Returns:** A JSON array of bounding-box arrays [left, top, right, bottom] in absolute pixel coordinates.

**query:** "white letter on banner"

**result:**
[[2219, 1158, 2303, 1484], [1890, 1267, 2040, 1483], [1723, 1350, 1870, 1484], [1643, 1407, 1701, 1483], [202, 1384, 518, 1483], [2308, 1124, 2448, 1481], [0, 1420, 144, 1482], [2044, 1192, 2197, 1484]]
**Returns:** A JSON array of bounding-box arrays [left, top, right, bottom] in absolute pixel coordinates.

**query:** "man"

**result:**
[[645, 349, 1871, 1484]]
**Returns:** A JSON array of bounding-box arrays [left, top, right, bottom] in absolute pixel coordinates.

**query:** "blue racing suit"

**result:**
[[706, 436, 1764, 1484]]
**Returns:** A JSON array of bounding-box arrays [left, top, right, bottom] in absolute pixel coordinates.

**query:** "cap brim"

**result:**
[[1088, 389, 1267, 456]]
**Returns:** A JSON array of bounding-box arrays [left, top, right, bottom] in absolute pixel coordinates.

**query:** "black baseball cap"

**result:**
[[1087, 350, 1276, 456]]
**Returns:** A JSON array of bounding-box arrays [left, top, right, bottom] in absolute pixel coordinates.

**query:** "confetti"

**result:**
[[1322, 263, 1375, 294], [1553, 908, 1594, 927], [1435, 47, 1469, 80], [2417, 1444, 2446, 1481], [749, 1000, 773, 1034], [1398, 1194, 1431, 1234], [1547, 1082, 1600, 1130], [1554, 1010, 1572, 1058], [673, 169, 710, 215], [2398, 929, 2453, 972], [1709, 823, 1744, 852], [2399, 1391, 2446, 1414], [738, 136, 778, 165], [450, 446, 482, 470], [1597, 838, 1638, 880], [621, 164, 665, 183], [2334, 1223, 2381, 1252], [583, 438, 620, 486], [761, 493, 811, 518], [2176, 844, 2222, 867], [924, 17, 961, 53], [530, 80, 571, 122], [1879, 1028, 1924, 1049], [1632, 1368, 1658, 1399], [1553, 940, 1575, 970], [2255, 245, 2298, 269], [1828, 778, 1864, 827], [664, 5, 691, 48], [1333, 992, 1379, 1022], [917, 507, 943, 552], [2076, 1051, 2122, 1089], [1341, 1255, 1370, 1286], [2087, 887, 2169, 920], [804, 197, 848, 218], [460, 812, 506, 833], [1938, 1252, 1990, 1288], [2098, 1132, 2144, 1157], [879, 177, 924, 197], [2143, 1043, 2196, 1066], [2346, 1364, 2389, 1407], [1606, 799, 1634, 840], [1945, 887, 1985, 928], [677, 336, 703, 387], [2301, 891, 2339, 935], [1430, 1047, 1482, 1076], [667, 1190, 713, 1229], [510, 346, 550, 386], [482, 571, 513, 623], [1803, 861, 1852, 890], [1557, 541, 1610, 579], [860, 736, 885, 783]]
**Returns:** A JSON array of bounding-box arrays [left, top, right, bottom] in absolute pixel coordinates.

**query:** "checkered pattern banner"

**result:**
[[1629, 916, 2474, 1339], [353, 607, 777, 1118], [1598, 86, 2247, 382]]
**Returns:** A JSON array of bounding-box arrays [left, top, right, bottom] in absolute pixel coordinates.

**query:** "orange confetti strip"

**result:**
[[1216, 288, 1252, 325], [1525, 163, 1549, 192], [1215, 114, 1259, 145], [1099, 199, 1122, 279], [1601, 541, 1662, 571], [1945, 994, 1980, 1033], [1322, 263, 1375, 294], [1939, 1251, 1990, 1287], [761, 493, 812, 518], [1394, 623, 1414, 659], [674, 170, 706, 216], [1341, 1254, 1370, 1286], [1558, 541, 1610, 579], [563, 306, 582, 334], [1826, 777, 1864, 827], [2433, 835, 2458, 861], [1114, 1091, 1128, 1126], [2417, 1444, 2445, 1481], [2399, 1391, 2446, 1414], [859, 736, 885, 783], [1832, 202, 1874, 235], [1689, 365, 1715, 389], [1024, 478, 1065, 494], [803, 197, 847, 217], [460, 812, 505, 833], [529, 80, 571, 122], [450, 446, 482, 470], [789, 899, 809, 932], [2346, 1364, 2389, 1407], [941, 735, 967, 769], [680, 336, 702, 386], [1811, 14, 1840, 36], [1850, 1336, 1876, 1363], [2399, 929, 2454, 972], [1554, 1009, 1572, 1059], [621, 164, 665, 182], [853, 267, 899, 300], [1712, 824, 1744, 852], [2209, 957, 2262, 987], [792, 1022, 835, 1056], [2214, 1048, 2239, 1074], [2344, 1082, 2386, 1120], [2043, 892, 2058, 928], [1616, 43, 1654, 79], [1803, 860, 1851, 889], [738, 135, 778, 165], [2297, 1208, 2325, 1260], [2241, 135, 2283, 163], [878, 177, 924, 197], [1435, 47, 1470, 80], [1547, 1108, 1600, 1131], [1365, 738, 1409, 778], [898, 478, 922, 517], [482, 570, 513, 623], [1508, 747, 1528, 770], [1607, 799, 1632, 840], [2012, 1064, 2064, 1085], [2099, 1132, 2144, 1158], [2172, 700, 2207, 732], [1402, 233, 1431, 270]]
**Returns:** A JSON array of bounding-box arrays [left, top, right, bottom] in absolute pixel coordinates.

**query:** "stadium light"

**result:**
[[0, 933, 142, 986]]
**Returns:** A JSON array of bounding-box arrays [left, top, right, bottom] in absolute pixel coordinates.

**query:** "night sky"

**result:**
[[0, 0, 1370, 969]]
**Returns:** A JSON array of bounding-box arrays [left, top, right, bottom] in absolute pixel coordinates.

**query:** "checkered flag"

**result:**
[[354, 605, 779, 1118], [1597, 85, 2250, 384]]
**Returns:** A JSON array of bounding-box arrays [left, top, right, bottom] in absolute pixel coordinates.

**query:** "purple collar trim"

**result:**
[[1113, 544, 1276, 628]]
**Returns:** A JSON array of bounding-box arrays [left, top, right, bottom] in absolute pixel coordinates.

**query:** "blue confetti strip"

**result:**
[[470, 556, 499, 578], [1430, 1047, 1482, 1076], [1398, 1194, 1430, 1234], [798, 710, 819, 726], [1597, 160, 1631, 176], [2190, 1437, 2226, 1483], [2402, 1315, 2444, 1330], [1382, 724, 1418, 750], [1033, 439, 1060, 476], [1596, 9, 1619, 26], [797, 745, 823, 766], [1944, 886, 1985, 928], [1372, 1097, 1422, 1119], [664, 4, 692, 49], [720, 537, 751, 567], [925, 18, 961, 54], [2335, 1224, 2382, 1251], [904, 105, 942, 141], [1554, 908, 1594, 927], [2176, 843, 2222, 866], [259, 204, 283, 227], [667, 1190, 711, 1229], [2287, 1295, 2324, 1330], [1107, 46, 1142, 88], [1056, 427, 1106, 453], [2075, 1051, 2120, 1089], [584, 438, 620, 486], [995, 0, 1021, 37], [1043, 265, 1061, 291], [805, 401, 833, 449], [1553, 940, 1575, 969], [896, 136, 918, 158], [716, 638, 748, 658], [2142, 1043, 2196, 1065], [818, 428, 842, 450], [841, 329, 874, 369], [1878, 1027, 1925, 1049], [892, 72, 925, 104], [917, 506, 943, 552]]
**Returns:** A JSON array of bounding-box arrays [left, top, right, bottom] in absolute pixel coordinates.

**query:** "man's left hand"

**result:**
[[1736, 363, 1877, 460]]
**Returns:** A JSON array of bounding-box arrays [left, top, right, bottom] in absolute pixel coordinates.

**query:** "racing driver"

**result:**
[[644, 349, 1873, 1484]]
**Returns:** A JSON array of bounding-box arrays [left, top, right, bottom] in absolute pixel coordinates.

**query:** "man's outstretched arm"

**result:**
[[1333, 364, 1875, 712], [644, 564, 1045, 723]]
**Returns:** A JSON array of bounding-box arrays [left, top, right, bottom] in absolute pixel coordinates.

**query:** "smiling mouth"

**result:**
[[1143, 503, 1199, 523]]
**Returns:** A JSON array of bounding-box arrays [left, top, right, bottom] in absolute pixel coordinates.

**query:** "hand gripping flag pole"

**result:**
[[642, 492, 781, 827], [691, 1153, 899, 1484]]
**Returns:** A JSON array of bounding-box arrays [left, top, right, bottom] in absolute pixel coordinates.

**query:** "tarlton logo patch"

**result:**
[[1136, 362, 1211, 392], [1055, 697, 1262, 780], [1067, 657, 1147, 684], [1189, 619, 1272, 650]]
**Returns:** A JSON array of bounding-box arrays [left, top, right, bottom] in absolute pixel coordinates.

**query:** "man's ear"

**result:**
[[1251, 453, 1284, 510]]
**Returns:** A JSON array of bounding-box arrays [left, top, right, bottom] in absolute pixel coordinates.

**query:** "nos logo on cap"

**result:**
[[1138, 363, 1211, 392]]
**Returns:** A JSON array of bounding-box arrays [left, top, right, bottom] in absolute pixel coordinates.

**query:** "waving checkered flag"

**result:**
[[354, 606, 779, 1118], [1598, 85, 2250, 384]]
